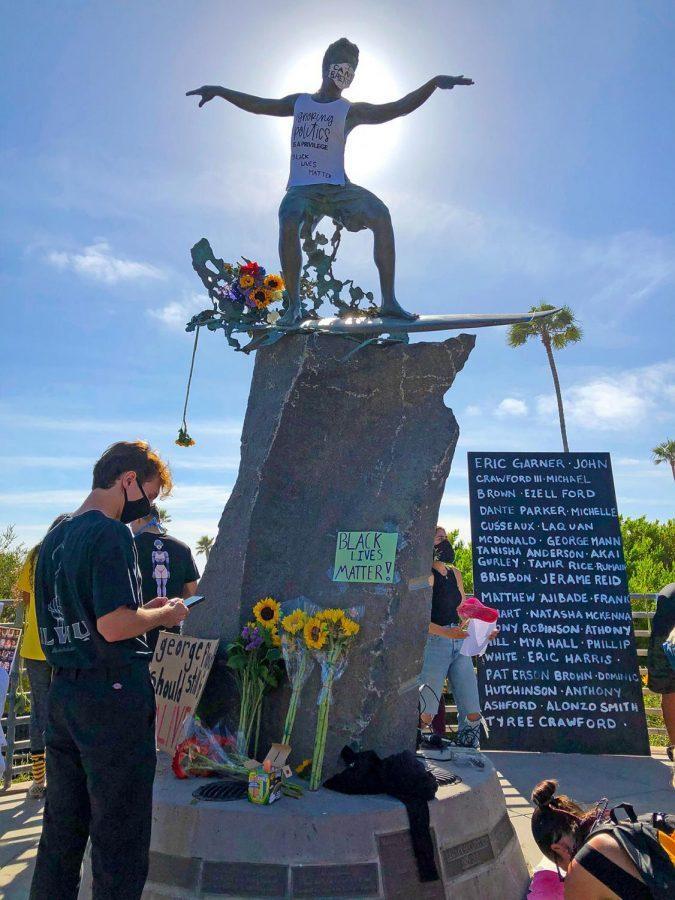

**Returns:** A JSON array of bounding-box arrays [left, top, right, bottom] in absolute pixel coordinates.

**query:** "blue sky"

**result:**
[[1, 0, 674, 563]]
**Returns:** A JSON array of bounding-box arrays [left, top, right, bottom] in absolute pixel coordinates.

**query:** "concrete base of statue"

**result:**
[[80, 753, 529, 899]]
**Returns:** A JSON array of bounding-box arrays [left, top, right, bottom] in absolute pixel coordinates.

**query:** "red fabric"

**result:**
[[431, 697, 446, 736]]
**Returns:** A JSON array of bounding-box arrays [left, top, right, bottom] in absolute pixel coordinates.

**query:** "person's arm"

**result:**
[[186, 86, 299, 116], [182, 581, 198, 600], [563, 859, 606, 899], [451, 565, 467, 603], [428, 622, 469, 639], [98, 600, 188, 643], [349, 75, 473, 126]]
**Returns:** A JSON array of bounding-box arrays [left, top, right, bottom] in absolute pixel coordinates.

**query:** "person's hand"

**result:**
[[445, 625, 469, 640], [186, 86, 219, 107], [161, 599, 189, 628], [488, 628, 500, 641], [435, 75, 474, 89], [144, 596, 169, 610]]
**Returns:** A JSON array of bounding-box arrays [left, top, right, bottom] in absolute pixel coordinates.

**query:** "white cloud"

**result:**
[[47, 241, 165, 284], [465, 404, 482, 416], [0, 454, 240, 472], [496, 397, 528, 417], [536, 361, 675, 431], [0, 409, 243, 438], [389, 192, 675, 314], [147, 293, 206, 330]]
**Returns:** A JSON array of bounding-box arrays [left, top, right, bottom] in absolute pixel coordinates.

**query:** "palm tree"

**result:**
[[196, 535, 214, 560], [652, 439, 675, 481], [156, 506, 172, 525], [507, 303, 582, 453]]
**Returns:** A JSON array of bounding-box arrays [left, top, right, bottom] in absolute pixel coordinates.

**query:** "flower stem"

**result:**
[[309, 662, 335, 791]]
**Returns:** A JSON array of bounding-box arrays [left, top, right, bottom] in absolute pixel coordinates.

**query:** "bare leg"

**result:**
[[372, 214, 417, 320], [277, 215, 304, 325], [662, 692, 675, 745]]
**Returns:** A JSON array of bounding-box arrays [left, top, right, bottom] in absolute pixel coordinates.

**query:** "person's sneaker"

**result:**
[[26, 781, 46, 799], [667, 745, 674, 762]]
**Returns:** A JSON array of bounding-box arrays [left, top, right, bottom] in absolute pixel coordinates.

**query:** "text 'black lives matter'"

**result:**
[[468, 452, 649, 755]]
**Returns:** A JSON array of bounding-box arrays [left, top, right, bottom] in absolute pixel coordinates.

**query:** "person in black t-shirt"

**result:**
[[647, 582, 675, 761], [419, 526, 489, 748], [30, 441, 189, 900], [131, 505, 200, 652]]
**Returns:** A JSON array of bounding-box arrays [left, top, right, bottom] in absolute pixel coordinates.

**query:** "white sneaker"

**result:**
[[26, 781, 46, 799]]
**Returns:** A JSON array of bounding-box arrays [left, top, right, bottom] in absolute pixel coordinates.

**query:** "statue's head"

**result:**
[[322, 38, 359, 91]]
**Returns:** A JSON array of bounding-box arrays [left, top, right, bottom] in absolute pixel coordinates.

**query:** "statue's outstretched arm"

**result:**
[[349, 75, 473, 127], [186, 86, 299, 117]]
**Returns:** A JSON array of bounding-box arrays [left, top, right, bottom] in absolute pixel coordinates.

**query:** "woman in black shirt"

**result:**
[[418, 527, 483, 745]]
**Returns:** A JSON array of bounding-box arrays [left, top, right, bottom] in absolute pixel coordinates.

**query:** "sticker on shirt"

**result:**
[[152, 539, 170, 597]]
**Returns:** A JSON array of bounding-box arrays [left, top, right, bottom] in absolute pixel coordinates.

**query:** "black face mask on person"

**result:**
[[120, 481, 152, 524], [435, 539, 455, 565]]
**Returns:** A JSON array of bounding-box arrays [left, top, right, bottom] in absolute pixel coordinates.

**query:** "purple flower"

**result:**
[[223, 282, 246, 305], [245, 633, 263, 651], [241, 626, 251, 640]]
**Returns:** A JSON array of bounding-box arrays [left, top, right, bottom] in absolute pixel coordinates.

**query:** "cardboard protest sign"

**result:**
[[0, 625, 21, 676], [0, 625, 21, 751], [149, 632, 218, 753], [332, 531, 398, 583]]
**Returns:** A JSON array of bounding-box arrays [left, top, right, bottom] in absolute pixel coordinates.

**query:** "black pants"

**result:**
[[30, 664, 156, 900]]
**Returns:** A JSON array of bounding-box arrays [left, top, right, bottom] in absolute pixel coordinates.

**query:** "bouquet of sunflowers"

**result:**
[[304, 606, 363, 791], [226, 598, 284, 758], [217, 259, 285, 316], [277, 600, 319, 747]]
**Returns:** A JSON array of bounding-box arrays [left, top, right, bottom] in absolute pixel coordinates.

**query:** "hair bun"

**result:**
[[531, 779, 558, 809]]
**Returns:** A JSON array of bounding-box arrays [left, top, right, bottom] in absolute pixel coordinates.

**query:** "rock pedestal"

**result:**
[[187, 332, 474, 771], [81, 755, 530, 900]]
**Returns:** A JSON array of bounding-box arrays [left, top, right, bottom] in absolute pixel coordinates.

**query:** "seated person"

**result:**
[[530, 779, 655, 899]]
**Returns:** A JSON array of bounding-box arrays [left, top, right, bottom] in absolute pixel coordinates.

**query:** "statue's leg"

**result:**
[[368, 203, 417, 321], [277, 198, 304, 326]]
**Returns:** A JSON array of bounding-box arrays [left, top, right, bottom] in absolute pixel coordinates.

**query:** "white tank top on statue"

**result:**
[[287, 94, 350, 188]]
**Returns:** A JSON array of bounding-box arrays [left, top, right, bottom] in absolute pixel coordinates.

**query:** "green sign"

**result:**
[[332, 531, 398, 583]]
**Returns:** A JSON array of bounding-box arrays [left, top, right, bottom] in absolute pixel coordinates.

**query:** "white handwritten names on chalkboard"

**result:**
[[468, 452, 649, 755]]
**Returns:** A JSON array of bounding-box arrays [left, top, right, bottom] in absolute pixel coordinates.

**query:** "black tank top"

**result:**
[[431, 568, 462, 627], [574, 845, 652, 899]]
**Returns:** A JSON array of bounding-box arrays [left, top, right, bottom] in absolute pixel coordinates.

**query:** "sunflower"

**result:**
[[340, 617, 360, 638], [252, 597, 280, 627], [263, 273, 285, 292], [317, 608, 345, 624], [249, 287, 272, 309], [270, 627, 282, 648], [239, 274, 255, 289], [175, 426, 195, 447], [304, 617, 327, 650], [281, 609, 307, 635]]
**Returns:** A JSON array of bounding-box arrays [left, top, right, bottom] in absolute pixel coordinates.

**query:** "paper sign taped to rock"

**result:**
[[332, 531, 398, 583]]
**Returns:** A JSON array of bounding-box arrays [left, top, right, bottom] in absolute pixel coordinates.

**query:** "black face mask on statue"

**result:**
[[120, 481, 152, 524]]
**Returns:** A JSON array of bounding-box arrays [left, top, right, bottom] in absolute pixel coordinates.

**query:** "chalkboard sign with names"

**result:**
[[468, 452, 649, 755]]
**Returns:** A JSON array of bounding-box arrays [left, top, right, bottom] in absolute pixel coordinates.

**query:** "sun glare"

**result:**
[[275, 49, 404, 183]]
